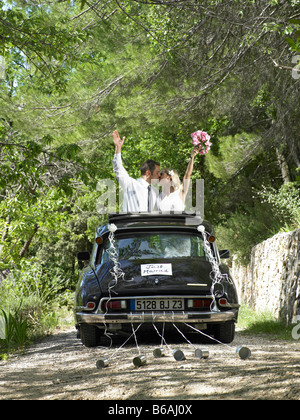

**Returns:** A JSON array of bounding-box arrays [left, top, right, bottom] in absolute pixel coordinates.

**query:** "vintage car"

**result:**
[[75, 212, 239, 347]]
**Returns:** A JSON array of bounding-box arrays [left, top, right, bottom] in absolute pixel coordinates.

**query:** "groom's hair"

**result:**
[[140, 159, 160, 175]]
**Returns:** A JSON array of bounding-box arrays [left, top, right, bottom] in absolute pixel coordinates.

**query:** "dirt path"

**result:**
[[1, 327, 300, 400]]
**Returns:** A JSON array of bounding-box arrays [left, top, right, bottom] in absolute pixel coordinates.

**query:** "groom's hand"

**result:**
[[113, 130, 125, 154]]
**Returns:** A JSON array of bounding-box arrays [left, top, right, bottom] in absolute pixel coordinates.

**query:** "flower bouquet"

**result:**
[[191, 130, 212, 155]]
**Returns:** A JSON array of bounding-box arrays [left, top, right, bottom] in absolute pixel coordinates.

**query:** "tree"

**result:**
[[1, 0, 299, 274]]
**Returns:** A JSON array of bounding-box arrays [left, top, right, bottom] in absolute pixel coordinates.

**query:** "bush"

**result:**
[[0, 259, 74, 358], [216, 182, 300, 265], [257, 182, 300, 228], [216, 200, 283, 264], [0, 305, 29, 352]]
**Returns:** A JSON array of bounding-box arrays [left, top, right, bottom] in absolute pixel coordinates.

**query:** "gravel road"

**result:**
[[1, 327, 300, 400]]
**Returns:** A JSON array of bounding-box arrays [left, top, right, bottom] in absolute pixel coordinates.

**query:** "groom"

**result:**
[[112, 130, 160, 213]]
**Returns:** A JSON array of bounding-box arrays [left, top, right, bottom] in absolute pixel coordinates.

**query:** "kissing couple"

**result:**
[[112, 130, 200, 213]]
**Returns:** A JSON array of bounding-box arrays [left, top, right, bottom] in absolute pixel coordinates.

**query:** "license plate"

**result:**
[[133, 298, 184, 311]]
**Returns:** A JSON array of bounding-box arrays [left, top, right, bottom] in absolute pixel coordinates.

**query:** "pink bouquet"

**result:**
[[191, 130, 212, 155]]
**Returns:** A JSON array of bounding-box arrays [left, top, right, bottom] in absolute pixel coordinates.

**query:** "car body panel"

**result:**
[[74, 213, 239, 345]]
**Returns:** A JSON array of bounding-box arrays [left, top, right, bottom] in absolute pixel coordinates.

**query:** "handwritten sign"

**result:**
[[141, 263, 172, 276]]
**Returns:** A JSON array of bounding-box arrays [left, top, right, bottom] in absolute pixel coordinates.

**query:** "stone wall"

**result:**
[[231, 229, 300, 324]]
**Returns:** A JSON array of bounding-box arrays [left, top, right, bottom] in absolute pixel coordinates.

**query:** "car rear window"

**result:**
[[99, 233, 209, 263]]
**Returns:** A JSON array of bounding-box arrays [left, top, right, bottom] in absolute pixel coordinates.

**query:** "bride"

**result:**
[[157, 147, 199, 212]]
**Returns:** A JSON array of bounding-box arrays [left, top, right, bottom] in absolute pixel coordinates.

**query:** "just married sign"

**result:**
[[141, 263, 172, 276]]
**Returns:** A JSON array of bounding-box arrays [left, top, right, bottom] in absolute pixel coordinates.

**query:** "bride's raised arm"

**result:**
[[180, 148, 199, 203]]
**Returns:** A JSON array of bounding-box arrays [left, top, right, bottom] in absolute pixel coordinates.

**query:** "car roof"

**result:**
[[96, 212, 214, 237]]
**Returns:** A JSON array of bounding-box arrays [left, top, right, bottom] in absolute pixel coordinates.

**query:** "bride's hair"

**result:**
[[161, 168, 181, 191]]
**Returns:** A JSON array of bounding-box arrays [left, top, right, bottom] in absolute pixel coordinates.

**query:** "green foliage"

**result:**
[[0, 187, 72, 266], [0, 305, 28, 352], [206, 132, 263, 180], [216, 181, 299, 265], [0, 0, 91, 90], [8, 259, 69, 304], [284, 17, 300, 54], [257, 182, 300, 228], [0, 258, 73, 357], [216, 200, 284, 264]]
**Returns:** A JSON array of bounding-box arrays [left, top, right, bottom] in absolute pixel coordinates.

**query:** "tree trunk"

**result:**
[[19, 224, 39, 259], [1, 215, 11, 242], [0, 215, 10, 258], [276, 148, 291, 184]]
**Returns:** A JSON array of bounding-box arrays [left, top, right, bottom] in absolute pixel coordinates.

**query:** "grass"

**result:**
[[237, 305, 296, 341], [0, 306, 28, 351], [0, 304, 73, 360]]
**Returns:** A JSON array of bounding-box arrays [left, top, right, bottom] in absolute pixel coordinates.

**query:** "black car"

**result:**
[[75, 213, 239, 347]]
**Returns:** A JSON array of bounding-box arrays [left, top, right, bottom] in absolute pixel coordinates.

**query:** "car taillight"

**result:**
[[102, 300, 127, 311], [86, 301, 96, 310], [187, 299, 211, 309], [218, 298, 229, 307]]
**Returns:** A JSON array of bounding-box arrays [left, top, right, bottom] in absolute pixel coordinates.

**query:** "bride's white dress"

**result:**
[[157, 187, 185, 212], [157, 187, 189, 257]]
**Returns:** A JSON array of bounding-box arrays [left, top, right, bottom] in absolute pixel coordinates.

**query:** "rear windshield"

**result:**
[[99, 233, 210, 263]]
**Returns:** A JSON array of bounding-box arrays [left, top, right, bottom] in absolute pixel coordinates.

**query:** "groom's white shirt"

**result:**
[[113, 153, 158, 212]]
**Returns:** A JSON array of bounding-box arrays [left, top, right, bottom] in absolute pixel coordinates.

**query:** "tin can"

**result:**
[[96, 358, 109, 368], [195, 349, 209, 359], [173, 349, 186, 361], [236, 346, 251, 360], [133, 355, 147, 367], [153, 348, 167, 358]]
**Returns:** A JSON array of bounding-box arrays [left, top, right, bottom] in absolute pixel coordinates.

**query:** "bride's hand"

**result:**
[[191, 147, 199, 158]]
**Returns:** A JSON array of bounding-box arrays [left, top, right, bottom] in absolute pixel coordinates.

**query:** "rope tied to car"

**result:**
[[196, 225, 233, 310], [107, 223, 125, 291], [103, 223, 126, 345]]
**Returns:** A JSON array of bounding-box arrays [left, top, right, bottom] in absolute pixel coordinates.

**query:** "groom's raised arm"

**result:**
[[112, 130, 131, 189], [113, 130, 125, 154]]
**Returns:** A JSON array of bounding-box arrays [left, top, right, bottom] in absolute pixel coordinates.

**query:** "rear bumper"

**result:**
[[75, 309, 238, 325]]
